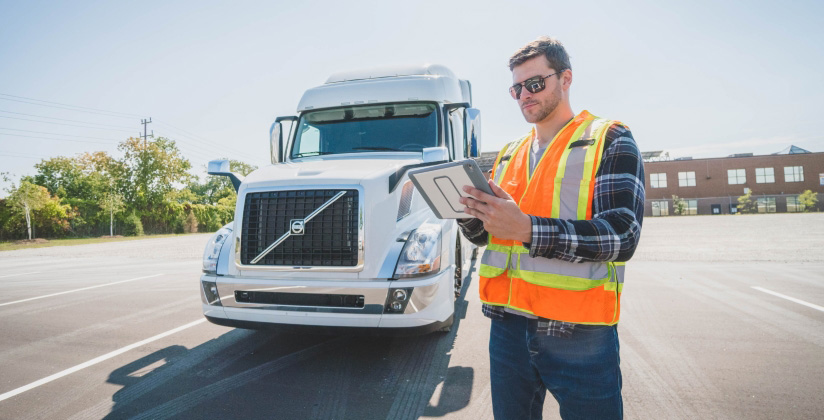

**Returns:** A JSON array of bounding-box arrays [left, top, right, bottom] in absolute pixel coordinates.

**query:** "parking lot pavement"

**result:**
[[0, 214, 822, 419]]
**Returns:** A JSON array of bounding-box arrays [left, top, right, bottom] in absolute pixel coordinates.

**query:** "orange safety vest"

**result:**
[[479, 110, 626, 325]]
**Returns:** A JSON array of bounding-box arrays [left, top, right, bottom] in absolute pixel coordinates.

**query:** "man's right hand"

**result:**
[[460, 180, 532, 244]]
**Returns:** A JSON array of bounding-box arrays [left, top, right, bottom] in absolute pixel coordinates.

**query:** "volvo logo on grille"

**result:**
[[290, 219, 305, 235]]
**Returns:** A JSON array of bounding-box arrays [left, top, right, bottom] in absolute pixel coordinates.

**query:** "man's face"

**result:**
[[511, 56, 563, 124]]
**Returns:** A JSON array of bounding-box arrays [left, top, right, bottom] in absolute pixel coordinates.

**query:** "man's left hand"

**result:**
[[460, 180, 532, 243]]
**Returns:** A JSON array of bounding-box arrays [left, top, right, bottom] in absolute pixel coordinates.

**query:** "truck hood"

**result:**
[[241, 155, 424, 189]]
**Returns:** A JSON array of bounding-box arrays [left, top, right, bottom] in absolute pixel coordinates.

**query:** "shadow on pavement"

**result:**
[[99, 264, 478, 420]]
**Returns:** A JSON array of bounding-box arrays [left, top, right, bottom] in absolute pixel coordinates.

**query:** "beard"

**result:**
[[521, 84, 561, 123]]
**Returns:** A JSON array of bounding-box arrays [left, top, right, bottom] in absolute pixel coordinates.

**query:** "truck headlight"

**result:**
[[394, 222, 442, 278], [203, 226, 232, 273]]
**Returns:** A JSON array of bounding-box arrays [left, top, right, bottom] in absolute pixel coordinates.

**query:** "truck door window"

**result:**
[[291, 103, 438, 159], [449, 108, 465, 160], [294, 124, 320, 156]]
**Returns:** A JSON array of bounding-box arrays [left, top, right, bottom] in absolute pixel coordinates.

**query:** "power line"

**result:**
[[0, 127, 122, 141], [0, 115, 137, 133], [0, 93, 143, 119], [161, 133, 263, 164], [0, 152, 51, 159], [0, 93, 264, 164], [155, 120, 263, 163], [0, 133, 111, 145], [0, 110, 137, 129]]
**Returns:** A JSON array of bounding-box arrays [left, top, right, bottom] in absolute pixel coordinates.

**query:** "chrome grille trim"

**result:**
[[234, 185, 364, 272]]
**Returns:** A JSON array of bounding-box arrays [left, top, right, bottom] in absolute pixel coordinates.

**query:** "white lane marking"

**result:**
[[0, 272, 41, 279], [752, 286, 824, 312], [0, 274, 164, 308], [0, 318, 205, 403]]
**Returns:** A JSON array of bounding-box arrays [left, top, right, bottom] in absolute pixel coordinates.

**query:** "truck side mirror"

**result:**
[[270, 122, 283, 164], [422, 147, 449, 163], [208, 159, 244, 192], [465, 108, 481, 158], [270, 116, 298, 164]]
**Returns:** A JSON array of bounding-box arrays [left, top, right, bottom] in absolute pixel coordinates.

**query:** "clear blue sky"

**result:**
[[1, 0, 822, 195]]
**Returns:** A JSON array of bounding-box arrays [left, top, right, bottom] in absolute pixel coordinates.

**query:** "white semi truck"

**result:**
[[200, 64, 481, 334]]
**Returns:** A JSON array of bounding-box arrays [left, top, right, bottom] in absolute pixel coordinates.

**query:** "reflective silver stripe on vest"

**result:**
[[493, 161, 506, 184], [481, 249, 508, 269], [558, 120, 598, 220], [612, 264, 625, 283], [519, 255, 610, 280]]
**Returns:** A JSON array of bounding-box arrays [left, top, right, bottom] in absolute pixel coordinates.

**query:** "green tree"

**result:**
[[672, 195, 686, 216], [31, 152, 124, 236], [115, 137, 192, 232], [737, 191, 757, 214], [798, 190, 818, 212], [99, 192, 125, 236], [8, 181, 51, 239], [33, 152, 119, 200]]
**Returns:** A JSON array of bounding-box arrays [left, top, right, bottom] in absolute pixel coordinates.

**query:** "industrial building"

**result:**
[[642, 146, 823, 216], [475, 145, 823, 216]]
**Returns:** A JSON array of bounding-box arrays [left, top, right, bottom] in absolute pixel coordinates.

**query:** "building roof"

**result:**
[[772, 145, 811, 155]]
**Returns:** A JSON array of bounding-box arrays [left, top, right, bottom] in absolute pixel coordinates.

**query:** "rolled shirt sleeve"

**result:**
[[523, 125, 645, 262]]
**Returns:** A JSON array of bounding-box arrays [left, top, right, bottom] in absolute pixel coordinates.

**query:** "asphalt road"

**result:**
[[0, 214, 822, 419]]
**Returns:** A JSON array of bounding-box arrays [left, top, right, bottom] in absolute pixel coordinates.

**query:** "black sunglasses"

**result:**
[[509, 70, 564, 99]]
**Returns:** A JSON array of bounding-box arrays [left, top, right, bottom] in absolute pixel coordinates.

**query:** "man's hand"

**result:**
[[460, 180, 532, 243]]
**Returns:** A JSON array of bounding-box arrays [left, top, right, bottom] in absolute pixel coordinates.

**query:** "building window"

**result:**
[[651, 201, 669, 216], [786, 196, 804, 212], [784, 166, 804, 182], [756, 197, 776, 213], [727, 169, 746, 185], [650, 173, 667, 188], [755, 167, 774, 184], [678, 171, 696, 187], [685, 199, 698, 215]]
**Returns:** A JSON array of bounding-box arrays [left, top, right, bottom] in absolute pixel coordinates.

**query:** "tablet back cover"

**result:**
[[407, 160, 492, 219]]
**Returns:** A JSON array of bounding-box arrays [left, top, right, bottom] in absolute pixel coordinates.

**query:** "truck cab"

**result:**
[[201, 64, 481, 334]]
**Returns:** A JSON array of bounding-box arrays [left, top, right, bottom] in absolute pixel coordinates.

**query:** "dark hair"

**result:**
[[508, 36, 571, 72]]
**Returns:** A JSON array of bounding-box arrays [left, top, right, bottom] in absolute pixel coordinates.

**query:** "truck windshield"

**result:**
[[291, 103, 438, 158]]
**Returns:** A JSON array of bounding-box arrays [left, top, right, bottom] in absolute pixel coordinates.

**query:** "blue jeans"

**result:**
[[489, 312, 623, 420]]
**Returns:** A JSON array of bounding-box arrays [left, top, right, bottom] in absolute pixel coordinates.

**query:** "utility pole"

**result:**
[[140, 118, 154, 148]]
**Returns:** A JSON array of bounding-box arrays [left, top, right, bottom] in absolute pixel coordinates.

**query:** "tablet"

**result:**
[[407, 159, 494, 219]]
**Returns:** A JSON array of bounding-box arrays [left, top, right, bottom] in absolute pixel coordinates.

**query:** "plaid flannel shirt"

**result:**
[[459, 123, 645, 337]]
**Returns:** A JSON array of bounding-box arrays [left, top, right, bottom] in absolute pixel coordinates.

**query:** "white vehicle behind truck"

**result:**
[[201, 64, 481, 334]]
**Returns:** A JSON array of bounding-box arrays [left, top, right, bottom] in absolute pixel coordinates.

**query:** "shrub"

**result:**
[[798, 190, 819, 212], [124, 213, 144, 236], [672, 195, 686, 216], [737, 191, 757, 214], [184, 212, 198, 233]]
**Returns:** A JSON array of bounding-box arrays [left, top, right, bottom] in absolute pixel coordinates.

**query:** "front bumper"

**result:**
[[200, 267, 455, 330]]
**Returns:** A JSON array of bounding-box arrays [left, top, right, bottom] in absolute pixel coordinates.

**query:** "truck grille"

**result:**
[[235, 291, 365, 308], [241, 189, 360, 266]]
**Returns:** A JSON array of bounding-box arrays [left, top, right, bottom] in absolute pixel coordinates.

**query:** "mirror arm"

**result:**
[[443, 102, 470, 112], [271, 116, 298, 164], [226, 174, 243, 192]]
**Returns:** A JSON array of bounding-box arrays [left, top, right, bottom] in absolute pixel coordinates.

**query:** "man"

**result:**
[[458, 36, 645, 420]]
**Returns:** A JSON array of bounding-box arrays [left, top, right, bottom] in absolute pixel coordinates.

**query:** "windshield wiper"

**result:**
[[352, 147, 402, 151], [293, 151, 335, 157]]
